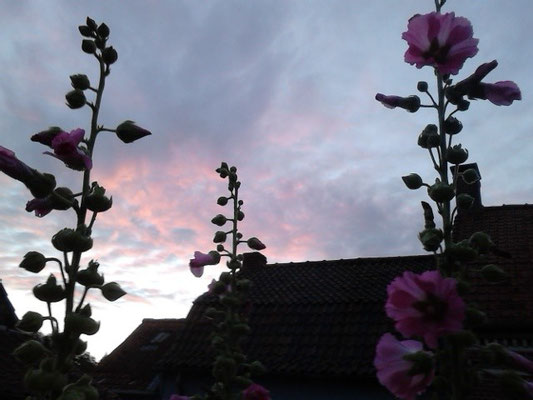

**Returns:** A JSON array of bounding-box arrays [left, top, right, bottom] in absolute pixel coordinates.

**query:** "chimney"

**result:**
[[242, 252, 267, 269], [450, 162, 482, 210]]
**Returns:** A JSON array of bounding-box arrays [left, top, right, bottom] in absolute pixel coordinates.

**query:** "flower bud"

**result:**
[[446, 144, 469, 164], [81, 39, 96, 54], [115, 120, 152, 144], [247, 237, 266, 251], [95, 36, 106, 50], [427, 180, 455, 202], [33, 274, 65, 303], [102, 46, 118, 64], [86, 183, 112, 212], [100, 282, 127, 302], [70, 74, 91, 91], [461, 168, 480, 184], [216, 244, 225, 252], [97, 23, 110, 38], [51, 187, 76, 210], [444, 116, 463, 135], [417, 81, 428, 92], [213, 231, 227, 243], [16, 311, 44, 333], [237, 210, 245, 221], [65, 89, 86, 109], [77, 260, 104, 287], [402, 173, 423, 190], [20, 251, 47, 273], [456, 99, 470, 111], [417, 124, 440, 149], [211, 214, 227, 226], [418, 228, 443, 252], [480, 264, 507, 282], [65, 312, 100, 336], [74, 339, 88, 355], [78, 25, 93, 37], [456, 193, 474, 210], [217, 196, 228, 206], [52, 228, 93, 253], [449, 240, 478, 262], [13, 340, 48, 364], [86, 17, 97, 30], [469, 232, 493, 254]]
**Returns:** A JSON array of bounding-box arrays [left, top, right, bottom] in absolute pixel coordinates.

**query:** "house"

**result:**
[[101, 163, 533, 399], [95, 318, 185, 400], [0, 280, 31, 400]]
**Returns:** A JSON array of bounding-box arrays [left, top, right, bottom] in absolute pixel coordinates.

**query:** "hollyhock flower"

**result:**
[[31, 127, 62, 147], [0, 146, 56, 198], [386, 270, 465, 348], [44, 129, 92, 171], [26, 197, 54, 217], [169, 395, 190, 400], [375, 94, 420, 112], [189, 251, 220, 277], [402, 12, 478, 75], [448, 60, 521, 106], [374, 333, 434, 400], [242, 383, 271, 400]]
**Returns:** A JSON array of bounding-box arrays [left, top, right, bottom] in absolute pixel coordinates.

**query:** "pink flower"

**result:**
[[189, 251, 220, 277], [169, 395, 190, 400], [386, 270, 465, 348], [375, 94, 420, 112], [449, 61, 521, 106], [374, 333, 434, 400], [402, 12, 478, 75], [26, 197, 54, 217], [0, 145, 56, 198], [44, 129, 92, 171], [242, 383, 271, 400]]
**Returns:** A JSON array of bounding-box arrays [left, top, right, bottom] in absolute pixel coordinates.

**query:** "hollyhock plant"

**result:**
[[44, 128, 92, 171], [402, 12, 478, 75], [242, 383, 271, 400], [374, 333, 434, 400], [385, 270, 465, 348]]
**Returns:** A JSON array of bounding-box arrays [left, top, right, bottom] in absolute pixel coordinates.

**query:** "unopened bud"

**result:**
[[417, 81, 428, 92], [81, 40, 96, 54], [70, 74, 91, 91], [65, 89, 86, 109], [100, 282, 126, 302], [449, 240, 478, 262], [444, 116, 463, 135], [211, 214, 227, 226], [217, 196, 228, 206], [16, 311, 44, 333], [20, 251, 47, 273], [86, 183, 112, 212], [33, 275, 65, 303], [402, 173, 423, 190], [418, 228, 443, 252], [462, 168, 480, 184], [213, 231, 227, 243], [446, 144, 469, 164], [469, 232, 493, 254], [102, 46, 118, 64], [97, 23, 110, 38], [13, 340, 47, 364], [247, 237, 266, 251], [428, 180, 455, 202], [78, 25, 93, 37], [115, 121, 151, 144], [456, 193, 474, 210]]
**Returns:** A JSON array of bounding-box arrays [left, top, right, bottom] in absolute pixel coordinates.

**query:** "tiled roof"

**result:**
[[161, 204, 533, 383], [454, 205, 533, 334], [96, 318, 185, 397], [161, 255, 434, 378]]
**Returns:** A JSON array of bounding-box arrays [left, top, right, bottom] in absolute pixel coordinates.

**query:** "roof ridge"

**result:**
[[265, 253, 431, 267]]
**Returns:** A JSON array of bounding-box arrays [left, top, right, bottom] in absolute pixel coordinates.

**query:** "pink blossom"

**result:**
[[0, 145, 56, 198], [374, 333, 434, 400], [242, 383, 271, 400], [189, 251, 220, 277], [375, 94, 421, 112], [478, 81, 521, 106], [402, 12, 478, 75], [385, 270, 465, 348], [44, 129, 92, 171], [26, 197, 53, 217], [169, 395, 190, 400]]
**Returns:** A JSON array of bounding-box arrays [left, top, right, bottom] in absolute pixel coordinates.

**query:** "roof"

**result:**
[[96, 318, 185, 397], [161, 255, 434, 378], [0, 280, 18, 328], [161, 204, 533, 381]]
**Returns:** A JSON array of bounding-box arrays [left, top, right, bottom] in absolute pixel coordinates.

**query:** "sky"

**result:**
[[1, 1, 532, 360]]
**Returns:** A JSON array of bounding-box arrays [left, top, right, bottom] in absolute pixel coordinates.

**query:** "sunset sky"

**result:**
[[1, 1, 532, 360]]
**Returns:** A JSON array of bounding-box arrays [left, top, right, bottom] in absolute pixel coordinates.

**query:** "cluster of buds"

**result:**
[[188, 162, 268, 400], [1, 16, 151, 400]]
